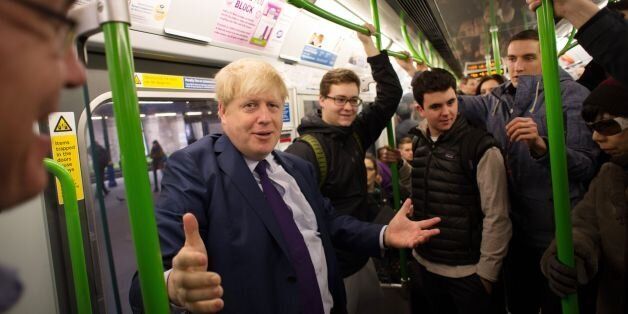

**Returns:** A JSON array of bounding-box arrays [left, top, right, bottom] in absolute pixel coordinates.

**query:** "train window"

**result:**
[[79, 92, 219, 313], [302, 100, 320, 117]]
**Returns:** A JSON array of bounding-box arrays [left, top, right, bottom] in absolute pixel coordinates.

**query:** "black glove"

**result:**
[[546, 254, 578, 298]]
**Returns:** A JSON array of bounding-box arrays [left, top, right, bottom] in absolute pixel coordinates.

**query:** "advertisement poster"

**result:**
[[72, 0, 172, 30], [299, 22, 344, 67], [211, 0, 296, 54], [129, 0, 172, 30]]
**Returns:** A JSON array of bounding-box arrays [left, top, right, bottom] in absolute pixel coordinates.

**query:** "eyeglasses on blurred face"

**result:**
[[5, 0, 76, 57]]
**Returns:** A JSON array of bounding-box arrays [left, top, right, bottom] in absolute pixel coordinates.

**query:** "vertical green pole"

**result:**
[[371, 0, 409, 282], [558, 28, 577, 57], [489, 0, 502, 72], [536, 1, 579, 314], [44, 158, 93, 314], [102, 22, 169, 313], [400, 13, 424, 63], [485, 23, 493, 73]]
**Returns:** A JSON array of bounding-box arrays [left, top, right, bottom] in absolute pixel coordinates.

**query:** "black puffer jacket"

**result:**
[[410, 117, 498, 265], [286, 51, 402, 277]]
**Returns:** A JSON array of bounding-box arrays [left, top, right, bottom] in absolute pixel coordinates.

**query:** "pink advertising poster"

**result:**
[[212, 0, 294, 53]]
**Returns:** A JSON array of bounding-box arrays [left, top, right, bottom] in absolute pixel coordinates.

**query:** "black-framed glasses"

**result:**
[[587, 117, 628, 136], [6, 0, 77, 56], [324, 95, 363, 108]]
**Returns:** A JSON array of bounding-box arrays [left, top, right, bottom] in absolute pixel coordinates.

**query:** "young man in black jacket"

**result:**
[[285, 23, 402, 314], [402, 69, 512, 314]]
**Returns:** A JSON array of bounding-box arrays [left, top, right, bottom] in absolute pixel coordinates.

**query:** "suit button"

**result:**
[[287, 275, 297, 283]]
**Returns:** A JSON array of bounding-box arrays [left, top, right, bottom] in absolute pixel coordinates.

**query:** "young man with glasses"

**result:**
[[0, 0, 86, 311], [540, 78, 627, 314], [286, 23, 402, 314]]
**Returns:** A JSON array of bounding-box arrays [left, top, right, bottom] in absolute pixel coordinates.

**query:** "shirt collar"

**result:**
[[244, 154, 277, 174]]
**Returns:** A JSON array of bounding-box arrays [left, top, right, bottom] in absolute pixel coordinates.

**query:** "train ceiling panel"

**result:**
[[389, 0, 537, 76]]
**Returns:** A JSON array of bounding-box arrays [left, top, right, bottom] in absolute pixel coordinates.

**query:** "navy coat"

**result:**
[[130, 133, 383, 313]]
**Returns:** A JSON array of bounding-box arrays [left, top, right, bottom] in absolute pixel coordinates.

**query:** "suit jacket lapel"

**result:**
[[214, 135, 291, 260]]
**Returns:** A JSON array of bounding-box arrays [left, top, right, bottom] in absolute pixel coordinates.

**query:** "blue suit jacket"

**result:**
[[129, 134, 383, 313]]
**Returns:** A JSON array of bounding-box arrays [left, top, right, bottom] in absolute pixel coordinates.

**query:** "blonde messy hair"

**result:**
[[215, 58, 288, 106]]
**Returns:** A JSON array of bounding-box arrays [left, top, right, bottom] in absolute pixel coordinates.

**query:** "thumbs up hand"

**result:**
[[167, 213, 224, 313]]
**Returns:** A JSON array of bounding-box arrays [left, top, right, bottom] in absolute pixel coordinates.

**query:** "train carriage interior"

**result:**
[[0, 0, 623, 313]]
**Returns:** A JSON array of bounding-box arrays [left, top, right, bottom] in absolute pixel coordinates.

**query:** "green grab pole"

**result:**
[[44, 158, 93, 314], [370, 0, 409, 283], [102, 22, 169, 313], [400, 13, 426, 64], [385, 49, 423, 63], [536, 1, 579, 313], [489, 0, 502, 72], [485, 23, 493, 73], [370, 0, 382, 54], [417, 36, 429, 65], [559, 41, 579, 57], [558, 28, 577, 57], [287, 0, 371, 35]]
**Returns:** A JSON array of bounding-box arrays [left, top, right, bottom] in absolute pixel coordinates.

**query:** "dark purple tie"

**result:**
[[254, 160, 325, 314]]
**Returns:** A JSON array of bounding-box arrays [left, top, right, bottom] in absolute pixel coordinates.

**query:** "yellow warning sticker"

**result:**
[[135, 73, 184, 89], [48, 112, 84, 204], [54, 116, 73, 132]]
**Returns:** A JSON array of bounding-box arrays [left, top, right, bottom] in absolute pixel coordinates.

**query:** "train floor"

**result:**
[[94, 171, 411, 314]]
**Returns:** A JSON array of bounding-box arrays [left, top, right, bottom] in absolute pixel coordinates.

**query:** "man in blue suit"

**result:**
[[129, 55, 441, 313]]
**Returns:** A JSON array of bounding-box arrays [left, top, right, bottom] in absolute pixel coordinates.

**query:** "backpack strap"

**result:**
[[352, 132, 364, 155], [298, 134, 327, 187]]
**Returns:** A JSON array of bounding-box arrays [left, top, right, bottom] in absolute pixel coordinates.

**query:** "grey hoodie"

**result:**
[[458, 69, 599, 247]]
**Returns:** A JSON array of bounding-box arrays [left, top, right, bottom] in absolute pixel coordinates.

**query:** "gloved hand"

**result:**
[[546, 254, 578, 298]]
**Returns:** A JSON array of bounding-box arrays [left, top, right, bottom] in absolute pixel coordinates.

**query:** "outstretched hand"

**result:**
[[385, 199, 441, 248], [168, 213, 224, 313]]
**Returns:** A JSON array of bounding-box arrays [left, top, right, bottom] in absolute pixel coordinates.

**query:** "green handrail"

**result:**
[[536, 1, 579, 313], [489, 0, 502, 72], [102, 21, 169, 313], [557, 28, 577, 57], [287, 0, 413, 63], [417, 37, 429, 65], [485, 23, 493, 73], [44, 158, 93, 314], [385, 49, 423, 63], [370, 0, 409, 283], [400, 12, 424, 63]]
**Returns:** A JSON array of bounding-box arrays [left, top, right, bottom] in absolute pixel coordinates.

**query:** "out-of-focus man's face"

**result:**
[[364, 158, 378, 188], [398, 143, 413, 162], [0, 0, 86, 210], [506, 39, 542, 88], [219, 92, 284, 161], [479, 79, 500, 95], [459, 78, 479, 95]]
